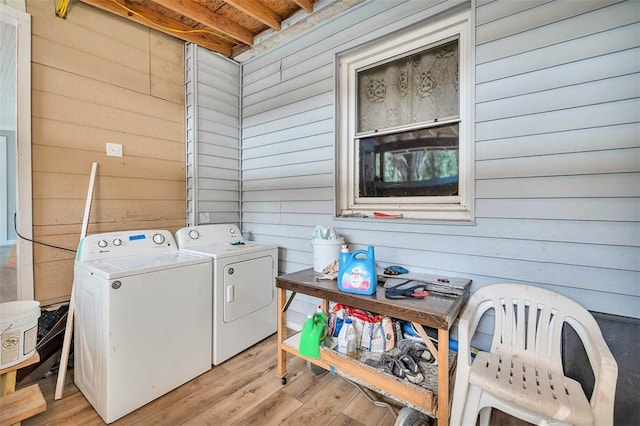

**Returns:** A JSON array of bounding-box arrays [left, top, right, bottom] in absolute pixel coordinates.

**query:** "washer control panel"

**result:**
[[78, 230, 176, 261], [175, 224, 243, 248]]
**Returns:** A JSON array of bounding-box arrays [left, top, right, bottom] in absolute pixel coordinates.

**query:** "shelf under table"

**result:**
[[282, 332, 457, 416]]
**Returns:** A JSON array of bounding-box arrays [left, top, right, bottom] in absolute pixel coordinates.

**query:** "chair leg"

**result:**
[[459, 384, 483, 426], [450, 379, 470, 426], [478, 406, 492, 426]]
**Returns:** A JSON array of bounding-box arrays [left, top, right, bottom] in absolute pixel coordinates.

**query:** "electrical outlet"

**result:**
[[106, 142, 123, 157]]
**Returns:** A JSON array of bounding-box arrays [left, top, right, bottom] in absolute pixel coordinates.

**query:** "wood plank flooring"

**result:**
[[23, 333, 398, 426], [23, 332, 527, 425]]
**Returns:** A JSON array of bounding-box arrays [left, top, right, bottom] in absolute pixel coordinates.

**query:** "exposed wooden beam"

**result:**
[[152, 0, 254, 46], [225, 0, 281, 31], [291, 0, 314, 14], [80, 0, 233, 56]]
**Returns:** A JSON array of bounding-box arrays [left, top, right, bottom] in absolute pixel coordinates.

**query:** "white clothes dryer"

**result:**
[[175, 224, 278, 365], [73, 230, 212, 424]]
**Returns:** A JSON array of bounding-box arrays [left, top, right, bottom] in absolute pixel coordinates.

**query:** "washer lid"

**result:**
[[178, 241, 276, 259], [75, 250, 211, 280]]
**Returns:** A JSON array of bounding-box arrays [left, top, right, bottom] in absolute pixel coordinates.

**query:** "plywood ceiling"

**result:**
[[78, 0, 320, 58]]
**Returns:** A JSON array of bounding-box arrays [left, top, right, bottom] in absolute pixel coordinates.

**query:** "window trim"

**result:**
[[336, 9, 474, 221]]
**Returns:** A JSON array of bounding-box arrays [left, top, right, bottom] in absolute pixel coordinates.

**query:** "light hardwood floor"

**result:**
[[23, 333, 399, 426], [23, 332, 527, 426]]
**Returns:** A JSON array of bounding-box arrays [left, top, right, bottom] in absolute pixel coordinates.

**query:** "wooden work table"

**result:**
[[276, 268, 471, 426]]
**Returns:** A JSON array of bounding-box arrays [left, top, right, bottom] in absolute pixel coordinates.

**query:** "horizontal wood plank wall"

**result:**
[[185, 46, 240, 226], [27, 1, 185, 305], [237, 0, 640, 332]]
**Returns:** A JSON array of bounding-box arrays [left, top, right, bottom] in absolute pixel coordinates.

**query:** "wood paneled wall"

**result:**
[[27, 1, 185, 305]]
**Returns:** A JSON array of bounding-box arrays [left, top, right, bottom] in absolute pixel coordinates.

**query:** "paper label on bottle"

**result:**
[[342, 267, 369, 289]]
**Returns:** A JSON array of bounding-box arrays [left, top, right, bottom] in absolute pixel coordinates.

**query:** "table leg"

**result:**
[[437, 328, 450, 426], [0, 370, 16, 396], [0, 352, 39, 397], [277, 288, 287, 379]]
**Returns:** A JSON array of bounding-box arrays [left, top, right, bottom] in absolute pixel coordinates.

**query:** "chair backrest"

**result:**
[[464, 283, 618, 423]]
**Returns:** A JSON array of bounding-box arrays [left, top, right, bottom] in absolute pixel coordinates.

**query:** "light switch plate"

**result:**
[[106, 142, 123, 157]]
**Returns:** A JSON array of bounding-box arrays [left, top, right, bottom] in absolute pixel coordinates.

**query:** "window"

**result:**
[[337, 10, 473, 221]]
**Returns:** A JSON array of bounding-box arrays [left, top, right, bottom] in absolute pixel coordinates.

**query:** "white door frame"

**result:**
[[1, 4, 33, 300]]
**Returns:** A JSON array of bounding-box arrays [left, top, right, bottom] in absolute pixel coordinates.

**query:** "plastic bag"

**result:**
[[345, 307, 394, 352]]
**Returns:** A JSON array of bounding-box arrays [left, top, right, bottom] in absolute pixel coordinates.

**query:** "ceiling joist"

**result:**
[[225, 0, 282, 31], [152, 0, 255, 46], [77, 0, 319, 59], [291, 0, 314, 14], [80, 0, 234, 55]]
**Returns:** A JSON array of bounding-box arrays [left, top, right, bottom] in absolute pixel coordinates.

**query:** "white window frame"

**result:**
[[336, 9, 474, 221]]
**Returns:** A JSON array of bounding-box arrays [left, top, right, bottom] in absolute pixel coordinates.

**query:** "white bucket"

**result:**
[[311, 238, 344, 272], [0, 301, 40, 369]]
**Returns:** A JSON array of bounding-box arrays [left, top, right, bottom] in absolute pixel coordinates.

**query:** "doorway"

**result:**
[[1, 132, 18, 302], [0, 22, 17, 302], [0, 5, 33, 302]]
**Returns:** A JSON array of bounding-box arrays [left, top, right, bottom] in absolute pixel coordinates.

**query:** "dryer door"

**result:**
[[223, 255, 274, 323]]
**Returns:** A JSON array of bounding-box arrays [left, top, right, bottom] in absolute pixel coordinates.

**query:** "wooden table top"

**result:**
[[0, 352, 39, 376], [276, 268, 471, 330]]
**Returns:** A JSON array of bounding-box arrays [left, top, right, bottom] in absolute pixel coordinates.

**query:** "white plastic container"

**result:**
[[0, 300, 40, 369], [311, 237, 345, 272]]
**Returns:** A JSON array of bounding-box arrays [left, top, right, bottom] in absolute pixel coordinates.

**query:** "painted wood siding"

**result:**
[[238, 0, 640, 329], [28, 1, 185, 305], [185, 46, 240, 226]]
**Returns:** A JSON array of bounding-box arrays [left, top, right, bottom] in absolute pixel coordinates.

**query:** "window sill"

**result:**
[[335, 212, 476, 225]]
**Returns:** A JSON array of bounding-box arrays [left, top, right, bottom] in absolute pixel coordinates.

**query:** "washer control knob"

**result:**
[[189, 229, 200, 240], [152, 233, 165, 245], [113, 238, 122, 246], [98, 239, 108, 248], [229, 227, 236, 235]]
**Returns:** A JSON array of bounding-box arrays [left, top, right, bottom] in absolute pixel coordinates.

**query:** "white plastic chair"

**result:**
[[450, 284, 618, 426]]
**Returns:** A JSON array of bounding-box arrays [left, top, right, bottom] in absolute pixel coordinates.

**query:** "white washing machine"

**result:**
[[73, 230, 212, 424], [175, 224, 278, 365]]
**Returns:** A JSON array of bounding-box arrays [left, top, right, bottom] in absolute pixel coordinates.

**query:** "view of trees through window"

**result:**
[[358, 123, 459, 197]]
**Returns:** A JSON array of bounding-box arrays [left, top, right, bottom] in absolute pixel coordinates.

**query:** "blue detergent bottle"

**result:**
[[337, 245, 377, 295]]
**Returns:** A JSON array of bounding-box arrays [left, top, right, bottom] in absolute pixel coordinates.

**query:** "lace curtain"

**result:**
[[357, 39, 459, 133]]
